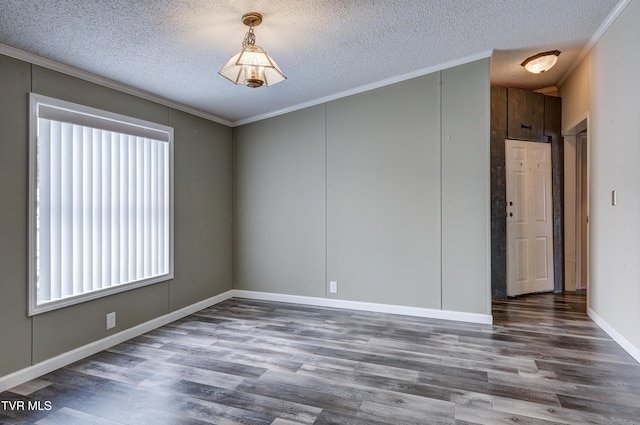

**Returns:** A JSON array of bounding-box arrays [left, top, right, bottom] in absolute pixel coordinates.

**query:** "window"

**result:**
[[29, 94, 174, 315]]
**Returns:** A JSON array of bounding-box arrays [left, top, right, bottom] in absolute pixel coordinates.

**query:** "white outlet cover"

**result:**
[[329, 281, 338, 293], [106, 312, 116, 330]]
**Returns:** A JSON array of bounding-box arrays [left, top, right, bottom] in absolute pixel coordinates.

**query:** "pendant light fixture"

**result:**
[[219, 12, 286, 88], [521, 50, 561, 74]]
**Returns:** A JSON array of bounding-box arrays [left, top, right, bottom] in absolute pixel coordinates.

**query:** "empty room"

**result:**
[[1, 1, 639, 424]]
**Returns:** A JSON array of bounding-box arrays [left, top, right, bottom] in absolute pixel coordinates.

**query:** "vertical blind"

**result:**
[[31, 95, 173, 314]]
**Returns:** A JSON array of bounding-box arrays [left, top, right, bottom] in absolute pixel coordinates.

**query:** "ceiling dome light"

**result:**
[[219, 12, 286, 88], [521, 50, 561, 74]]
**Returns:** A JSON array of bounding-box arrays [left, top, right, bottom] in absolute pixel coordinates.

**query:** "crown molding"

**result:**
[[233, 50, 493, 126], [1, 43, 492, 128], [0, 43, 234, 127], [557, 0, 631, 88]]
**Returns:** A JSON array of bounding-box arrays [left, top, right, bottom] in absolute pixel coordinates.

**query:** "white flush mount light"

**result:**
[[521, 50, 561, 74], [219, 12, 286, 88]]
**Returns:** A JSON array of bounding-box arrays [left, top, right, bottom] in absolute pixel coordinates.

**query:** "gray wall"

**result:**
[[0, 54, 233, 376], [560, 0, 640, 352], [440, 62, 491, 313], [326, 73, 442, 308], [0, 53, 490, 379], [0, 53, 32, 378], [234, 59, 491, 315], [233, 105, 327, 297]]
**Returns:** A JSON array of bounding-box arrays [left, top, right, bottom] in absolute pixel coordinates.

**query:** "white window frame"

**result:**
[[28, 93, 174, 316]]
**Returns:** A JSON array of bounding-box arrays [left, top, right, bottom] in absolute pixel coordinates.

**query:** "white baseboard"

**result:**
[[232, 290, 494, 325], [0, 290, 234, 393], [1, 289, 493, 393], [4, 291, 637, 394], [588, 308, 640, 364]]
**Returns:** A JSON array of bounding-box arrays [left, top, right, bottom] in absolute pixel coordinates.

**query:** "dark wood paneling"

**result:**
[[506, 88, 527, 139], [490, 87, 508, 299], [544, 95, 562, 137], [546, 96, 564, 292], [490, 86, 507, 132], [507, 88, 545, 142], [490, 129, 507, 300], [528, 90, 545, 141]]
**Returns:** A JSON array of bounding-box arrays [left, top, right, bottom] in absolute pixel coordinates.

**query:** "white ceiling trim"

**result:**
[[0, 43, 234, 127], [1, 0, 625, 130], [233, 50, 494, 127], [2, 42, 491, 128], [557, 0, 631, 88]]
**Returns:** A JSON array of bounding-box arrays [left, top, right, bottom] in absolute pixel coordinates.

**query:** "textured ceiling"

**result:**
[[0, 0, 625, 125]]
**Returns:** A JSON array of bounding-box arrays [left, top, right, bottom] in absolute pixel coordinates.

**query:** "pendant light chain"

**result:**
[[242, 26, 256, 48]]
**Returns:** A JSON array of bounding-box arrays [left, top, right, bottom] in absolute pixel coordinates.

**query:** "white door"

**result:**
[[506, 139, 554, 296]]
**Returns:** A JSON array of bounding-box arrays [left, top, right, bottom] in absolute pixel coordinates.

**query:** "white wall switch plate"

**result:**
[[329, 281, 338, 294]]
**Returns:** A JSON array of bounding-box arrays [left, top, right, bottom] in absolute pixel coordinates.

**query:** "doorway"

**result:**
[[576, 131, 589, 291], [505, 139, 554, 296], [562, 118, 589, 297]]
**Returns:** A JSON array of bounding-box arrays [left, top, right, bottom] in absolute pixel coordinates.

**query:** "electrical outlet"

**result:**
[[106, 312, 116, 330], [329, 281, 338, 294]]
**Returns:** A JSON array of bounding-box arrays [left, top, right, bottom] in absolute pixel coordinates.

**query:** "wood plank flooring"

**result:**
[[2, 292, 640, 424]]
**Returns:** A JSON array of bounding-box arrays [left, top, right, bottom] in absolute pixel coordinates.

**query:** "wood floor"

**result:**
[[2, 292, 640, 424]]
